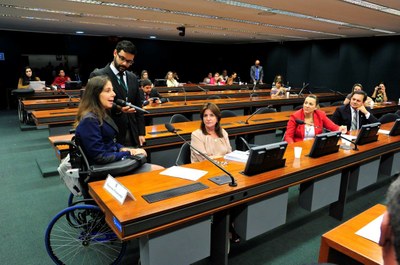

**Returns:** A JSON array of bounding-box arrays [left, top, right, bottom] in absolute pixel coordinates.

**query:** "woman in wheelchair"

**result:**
[[75, 75, 163, 172]]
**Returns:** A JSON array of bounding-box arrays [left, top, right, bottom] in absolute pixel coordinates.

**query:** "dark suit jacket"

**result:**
[[250, 65, 264, 83], [140, 88, 168, 106], [90, 64, 145, 146], [75, 112, 130, 165], [331, 104, 378, 131]]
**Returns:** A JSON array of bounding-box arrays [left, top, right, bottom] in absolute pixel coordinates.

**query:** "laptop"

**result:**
[[29, 81, 46, 91]]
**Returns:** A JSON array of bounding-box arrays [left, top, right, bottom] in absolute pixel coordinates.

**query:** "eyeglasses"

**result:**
[[117, 53, 134, 65]]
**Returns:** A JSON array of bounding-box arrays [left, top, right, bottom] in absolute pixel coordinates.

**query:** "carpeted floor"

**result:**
[[0, 109, 392, 265]]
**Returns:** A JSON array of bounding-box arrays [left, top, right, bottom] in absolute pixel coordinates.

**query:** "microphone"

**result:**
[[115, 99, 150, 114], [182, 87, 187, 105], [329, 89, 345, 96], [165, 123, 237, 187], [295, 119, 358, 150], [298, 83, 310, 97], [197, 85, 208, 94], [239, 107, 267, 124]]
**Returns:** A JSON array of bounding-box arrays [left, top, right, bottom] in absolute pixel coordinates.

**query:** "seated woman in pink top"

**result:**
[[191, 102, 232, 162], [284, 95, 347, 144], [209, 72, 225, 86]]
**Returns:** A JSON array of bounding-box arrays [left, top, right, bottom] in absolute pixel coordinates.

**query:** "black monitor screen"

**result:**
[[154, 79, 167, 87], [355, 122, 381, 145], [65, 81, 82, 90], [389, 119, 400, 136], [308, 131, 341, 158], [242, 141, 287, 176]]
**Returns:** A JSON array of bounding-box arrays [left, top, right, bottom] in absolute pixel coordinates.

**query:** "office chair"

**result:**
[[170, 114, 191, 123], [175, 142, 192, 166], [379, 113, 400, 124], [256, 107, 277, 114], [221, 110, 238, 118], [294, 105, 303, 110], [318, 102, 329, 107]]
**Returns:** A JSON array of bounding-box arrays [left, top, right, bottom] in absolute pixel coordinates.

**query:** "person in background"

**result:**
[[272, 74, 283, 87], [166, 71, 179, 87], [140, 70, 151, 83], [209, 72, 225, 85], [284, 95, 347, 143], [71, 67, 81, 82], [332, 90, 378, 131], [90, 40, 145, 147], [343, 83, 373, 106], [74, 75, 163, 172], [191, 102, 232, 162], [221, 69, 229, 82], [270, 80, 286, 97], [371, 82, 388, 103], [379, 175, 400, 265], [18, 66, 41, 89], [52, 69, 71, 89], [226, 72, 237, 85], [203, 72, 213, 84], [250, 59, 264, 84], [173, 71, 179, 81], [140, 79, 168, 106]]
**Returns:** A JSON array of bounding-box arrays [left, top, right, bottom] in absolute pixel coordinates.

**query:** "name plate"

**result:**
[[103, 174, 135, 204]]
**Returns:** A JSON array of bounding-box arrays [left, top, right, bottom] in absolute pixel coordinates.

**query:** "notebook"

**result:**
[[28, 81, 46, 91]]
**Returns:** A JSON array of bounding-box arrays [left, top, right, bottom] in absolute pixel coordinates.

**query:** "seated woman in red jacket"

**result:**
[[284, 95, 347, 144]]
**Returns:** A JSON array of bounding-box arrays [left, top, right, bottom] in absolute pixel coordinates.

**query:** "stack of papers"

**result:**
[[224, 150, 249, 163]]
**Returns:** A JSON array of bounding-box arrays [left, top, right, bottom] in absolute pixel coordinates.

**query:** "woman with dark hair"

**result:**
[[284, 95, 347, 144], [343, 83, 373, 106], [190, 102, 232, 162], [17, 66, 41, 89], [52, 69, 71, 89], [74, 75, 162, 171], [371, 81, 388, 103]]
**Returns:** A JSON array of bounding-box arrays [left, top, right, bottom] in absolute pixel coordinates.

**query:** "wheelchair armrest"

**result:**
[[89, 154, 147, 178], [53, 140, 76, 149]]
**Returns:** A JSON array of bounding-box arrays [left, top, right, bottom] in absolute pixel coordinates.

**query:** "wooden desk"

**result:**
[[319, 204, 385, 265], [88, 123, 400, 264], [155, 83, 270, 93], [160, 89, 272, 101], [33, 93, 343, 127]]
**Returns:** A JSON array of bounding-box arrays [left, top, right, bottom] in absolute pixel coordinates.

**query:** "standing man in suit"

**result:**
[[331, 90, 378, 131], [250, 59, 264, 84], [90, 40, 145, 147], [379, 175, 400, 265]]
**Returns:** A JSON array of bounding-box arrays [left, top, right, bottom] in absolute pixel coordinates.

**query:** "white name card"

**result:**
[[103, 174, 135, 204]]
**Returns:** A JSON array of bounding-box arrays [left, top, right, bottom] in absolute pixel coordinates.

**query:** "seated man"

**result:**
[[140, 79, 168, 106], [331, 90, 378, 131], [379, 176, 400, 265]]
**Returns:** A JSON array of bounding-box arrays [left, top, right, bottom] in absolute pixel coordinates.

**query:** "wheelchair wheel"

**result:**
[[45, 204, 126, 265]]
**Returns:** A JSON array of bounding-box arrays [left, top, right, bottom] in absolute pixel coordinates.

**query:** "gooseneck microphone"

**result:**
[[182, 87, 187, 105], [165, 123, 237, 187], [239, 107, 267, 124], [295, 119, 358, 150], [115, 99, 150, 114], [197, 85, 208, 94]]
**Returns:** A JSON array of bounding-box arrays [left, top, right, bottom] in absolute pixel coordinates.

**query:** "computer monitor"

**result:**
[[355, 122, 381, 145], [242, 141, 287, 176], [308, 131, 341, 158], [28, 81, 46, 91], [65, 81, 82, 90], [154, 79, 167, 87], [389, 119, 400, 136]]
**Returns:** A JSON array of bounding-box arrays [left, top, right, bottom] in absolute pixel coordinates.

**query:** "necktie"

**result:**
[[255, 68, 259, 80], [118, 72, 128, 92], [351, 109, 358, 130], [145, 93, 149, 100]]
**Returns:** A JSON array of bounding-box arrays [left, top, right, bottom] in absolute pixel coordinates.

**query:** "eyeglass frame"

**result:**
[[117, 53, 134, 65]]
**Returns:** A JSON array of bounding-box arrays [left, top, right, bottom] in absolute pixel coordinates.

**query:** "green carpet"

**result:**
[[0, 110, 392, 265]]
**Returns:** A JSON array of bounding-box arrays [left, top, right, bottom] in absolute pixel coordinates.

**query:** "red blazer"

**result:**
[[284, 109, 339, 144]]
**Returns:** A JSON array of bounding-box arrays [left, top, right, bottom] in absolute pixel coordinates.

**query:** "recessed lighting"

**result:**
[[149, 36, 156, 39], [75, 31, 84, 34]]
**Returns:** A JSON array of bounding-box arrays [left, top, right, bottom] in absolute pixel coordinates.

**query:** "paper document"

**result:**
[[355, 214, 384, 244], [160, 166, 208, 181], [341, 134, 357, 141], [378, 129, 390, 135], [224, 150, 249, 163]]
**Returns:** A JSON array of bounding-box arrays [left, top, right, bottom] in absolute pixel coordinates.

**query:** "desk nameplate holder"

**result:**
[[104, 174, 135, 204]]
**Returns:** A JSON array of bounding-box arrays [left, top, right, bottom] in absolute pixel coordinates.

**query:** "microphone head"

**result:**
[[165, 123, 176, 133], [295, 119, 305, 125], [115, 99, 126, 106]]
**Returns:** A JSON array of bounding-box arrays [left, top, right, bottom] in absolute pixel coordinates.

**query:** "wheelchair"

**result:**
[[45, 138, 146, 264]]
